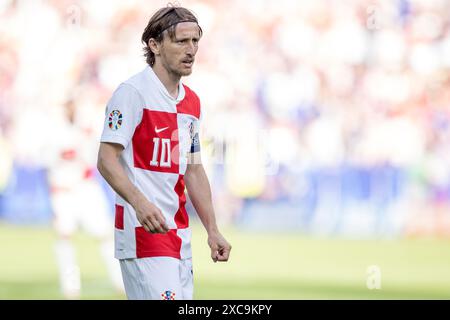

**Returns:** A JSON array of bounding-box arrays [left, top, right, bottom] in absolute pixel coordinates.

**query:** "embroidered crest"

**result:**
[[161, 290, 176, 300]]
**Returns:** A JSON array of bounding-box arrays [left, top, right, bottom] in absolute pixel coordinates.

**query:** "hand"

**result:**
[[134, 196, 169, 234], [208, 231, 231, 263]]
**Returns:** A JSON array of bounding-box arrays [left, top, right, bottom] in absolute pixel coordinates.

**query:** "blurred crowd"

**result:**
[[1, 0, 450, 237]]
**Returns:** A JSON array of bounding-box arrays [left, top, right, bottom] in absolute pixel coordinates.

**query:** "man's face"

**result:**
[[157, 22, 201, 77]]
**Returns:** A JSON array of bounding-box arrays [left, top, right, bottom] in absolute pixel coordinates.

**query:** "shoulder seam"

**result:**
[[119, 82, 146, 107]]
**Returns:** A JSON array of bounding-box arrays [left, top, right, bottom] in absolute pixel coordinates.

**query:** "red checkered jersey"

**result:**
[[100, 67, 201, 260]]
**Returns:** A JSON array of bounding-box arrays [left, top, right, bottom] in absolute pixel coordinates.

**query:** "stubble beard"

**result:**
[[171, 61, 193, 77], [159, 47, 194, 78], [162, 59, 192, 79]]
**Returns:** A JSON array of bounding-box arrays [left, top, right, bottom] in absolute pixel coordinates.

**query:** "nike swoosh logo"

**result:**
[[155, 126, 169, 133]]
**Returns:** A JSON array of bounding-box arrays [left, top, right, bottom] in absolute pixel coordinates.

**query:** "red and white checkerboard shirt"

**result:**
[[100, 67, 201, 260]]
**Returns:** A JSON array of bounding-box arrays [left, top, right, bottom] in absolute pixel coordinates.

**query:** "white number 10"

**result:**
[[150, 138, 171, 167]]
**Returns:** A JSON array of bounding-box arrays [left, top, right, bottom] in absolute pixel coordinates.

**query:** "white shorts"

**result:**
[[51, 180, 112, 238], [120, 257, 193, 300]]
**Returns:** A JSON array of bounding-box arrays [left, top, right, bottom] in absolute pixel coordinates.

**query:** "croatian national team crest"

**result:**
[[108, 110, 122, 130], [161, 290, 176, 300]]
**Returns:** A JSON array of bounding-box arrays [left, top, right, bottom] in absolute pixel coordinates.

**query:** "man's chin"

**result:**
[[180, 68, 193, 76]]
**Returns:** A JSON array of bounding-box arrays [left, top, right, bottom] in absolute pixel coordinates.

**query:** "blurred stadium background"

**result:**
[[1, 0, 450, 299]]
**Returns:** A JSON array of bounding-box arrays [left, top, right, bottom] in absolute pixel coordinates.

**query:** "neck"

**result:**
[[152, 62, 180, 99]]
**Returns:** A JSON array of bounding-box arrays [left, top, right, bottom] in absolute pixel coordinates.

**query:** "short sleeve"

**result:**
[[100, 84, 143, 149]]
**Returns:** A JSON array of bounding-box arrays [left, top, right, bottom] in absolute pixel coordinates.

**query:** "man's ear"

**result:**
[[148, 38, 161, 56]]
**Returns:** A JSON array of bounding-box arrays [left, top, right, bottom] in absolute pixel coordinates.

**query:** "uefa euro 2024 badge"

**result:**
[[108, 110, 123, 130]]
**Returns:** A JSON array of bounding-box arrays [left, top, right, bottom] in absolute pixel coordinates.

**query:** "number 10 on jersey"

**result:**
[[150, 137, 171, 167]]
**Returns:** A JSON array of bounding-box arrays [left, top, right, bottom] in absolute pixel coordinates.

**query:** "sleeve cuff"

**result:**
[[100, 134, 129, 149]]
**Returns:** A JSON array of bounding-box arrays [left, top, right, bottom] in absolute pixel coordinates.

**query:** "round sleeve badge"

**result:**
[[108, 110, 122, 130]]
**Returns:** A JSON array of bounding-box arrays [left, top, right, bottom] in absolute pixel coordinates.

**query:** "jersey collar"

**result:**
[[146, 66, 185, 103]]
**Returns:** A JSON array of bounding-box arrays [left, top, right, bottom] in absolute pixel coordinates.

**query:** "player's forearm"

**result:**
[[97, 149, 145, 209], [185, 164, 219, 234]]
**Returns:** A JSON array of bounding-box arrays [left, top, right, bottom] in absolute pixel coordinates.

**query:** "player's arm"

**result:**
[[184, 152, 231, 262], [97, 142, 169, 234]]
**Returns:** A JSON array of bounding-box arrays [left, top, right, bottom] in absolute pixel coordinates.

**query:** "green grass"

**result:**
[[1, 222, 450, 299]]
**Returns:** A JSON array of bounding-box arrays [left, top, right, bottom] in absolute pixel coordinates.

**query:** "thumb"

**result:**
[[210, 245, 218, 263]]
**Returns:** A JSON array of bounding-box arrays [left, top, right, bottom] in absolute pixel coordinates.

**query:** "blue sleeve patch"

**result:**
[[190, 132, 200, 153]]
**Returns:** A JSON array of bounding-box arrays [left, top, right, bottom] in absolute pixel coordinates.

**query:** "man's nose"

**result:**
[[186, 41, 196, 55]]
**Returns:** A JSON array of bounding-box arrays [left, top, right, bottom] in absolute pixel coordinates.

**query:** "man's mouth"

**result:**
[[182, 59, 194, 67]]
